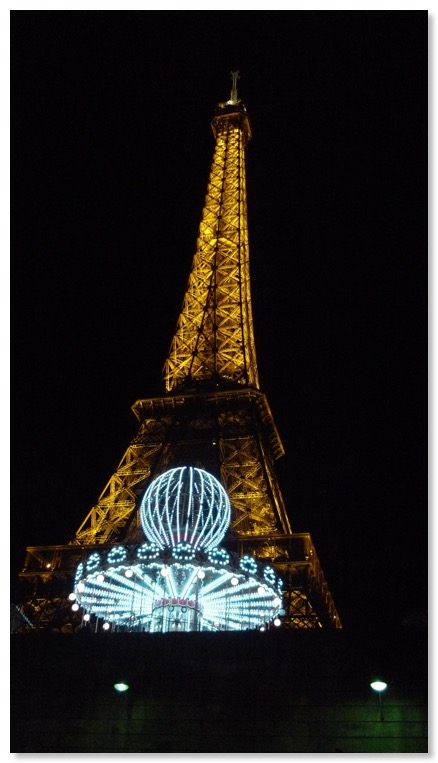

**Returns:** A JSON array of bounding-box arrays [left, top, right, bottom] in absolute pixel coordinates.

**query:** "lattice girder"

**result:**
[[70, 390, 289, 548], [19, 597, 75, 632], [220, 436, 279, 535], [73, 441, 163, 546], [164, 107, 258, 391], [282, 589, 321, 629], [131, 391, 291, 540]]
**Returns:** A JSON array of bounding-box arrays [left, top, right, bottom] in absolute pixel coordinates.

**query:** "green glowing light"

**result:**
[[114, 682, 129, 693]]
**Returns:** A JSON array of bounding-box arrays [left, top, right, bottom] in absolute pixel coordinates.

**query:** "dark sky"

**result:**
[[12, 11, 428, 632]]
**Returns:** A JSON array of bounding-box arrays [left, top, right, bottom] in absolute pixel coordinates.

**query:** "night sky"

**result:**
[[12, 11, 428, 633]]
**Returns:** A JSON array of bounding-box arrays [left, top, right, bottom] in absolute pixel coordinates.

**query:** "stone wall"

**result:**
[[11, 628, 427, 753]]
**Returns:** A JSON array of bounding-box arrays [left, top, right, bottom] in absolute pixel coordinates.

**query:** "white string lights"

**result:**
[[140, 467, 231, 551], [71, 467, 283, 632]]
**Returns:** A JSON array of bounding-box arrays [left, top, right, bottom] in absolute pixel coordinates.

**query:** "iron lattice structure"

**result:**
[[15, 76, 341, 632], [163, 101, 258, 392]]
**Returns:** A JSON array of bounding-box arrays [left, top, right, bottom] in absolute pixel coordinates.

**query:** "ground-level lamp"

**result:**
[[114, 681, 129, 693], [370, 680, 387, 721]]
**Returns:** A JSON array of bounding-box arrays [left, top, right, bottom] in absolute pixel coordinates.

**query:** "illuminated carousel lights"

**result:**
[[71, 466, 284, 632], [208, 547, 230, 566], [140, 466, 231, 551], [73, 555, 282, 631]]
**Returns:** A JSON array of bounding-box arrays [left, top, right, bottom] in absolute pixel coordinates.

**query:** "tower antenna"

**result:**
[[230, 70, 240, 103]]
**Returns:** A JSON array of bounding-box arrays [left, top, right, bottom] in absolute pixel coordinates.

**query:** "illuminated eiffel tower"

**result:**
[[15, 73, 341, 633]]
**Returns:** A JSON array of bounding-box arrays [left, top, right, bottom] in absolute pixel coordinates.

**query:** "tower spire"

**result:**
[[163, 75, 258, 393], [229, 70, 240, 103]]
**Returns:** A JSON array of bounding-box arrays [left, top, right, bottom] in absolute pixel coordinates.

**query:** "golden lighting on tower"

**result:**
[[163, 72, 258, 392]]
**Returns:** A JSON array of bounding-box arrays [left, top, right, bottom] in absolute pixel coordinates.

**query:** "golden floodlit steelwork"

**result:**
[[15, 74, 341, 632], [163, 88, 257, 392]]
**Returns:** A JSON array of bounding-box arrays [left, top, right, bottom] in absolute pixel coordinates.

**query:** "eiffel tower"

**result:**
[[14, 73, 341, 633]]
